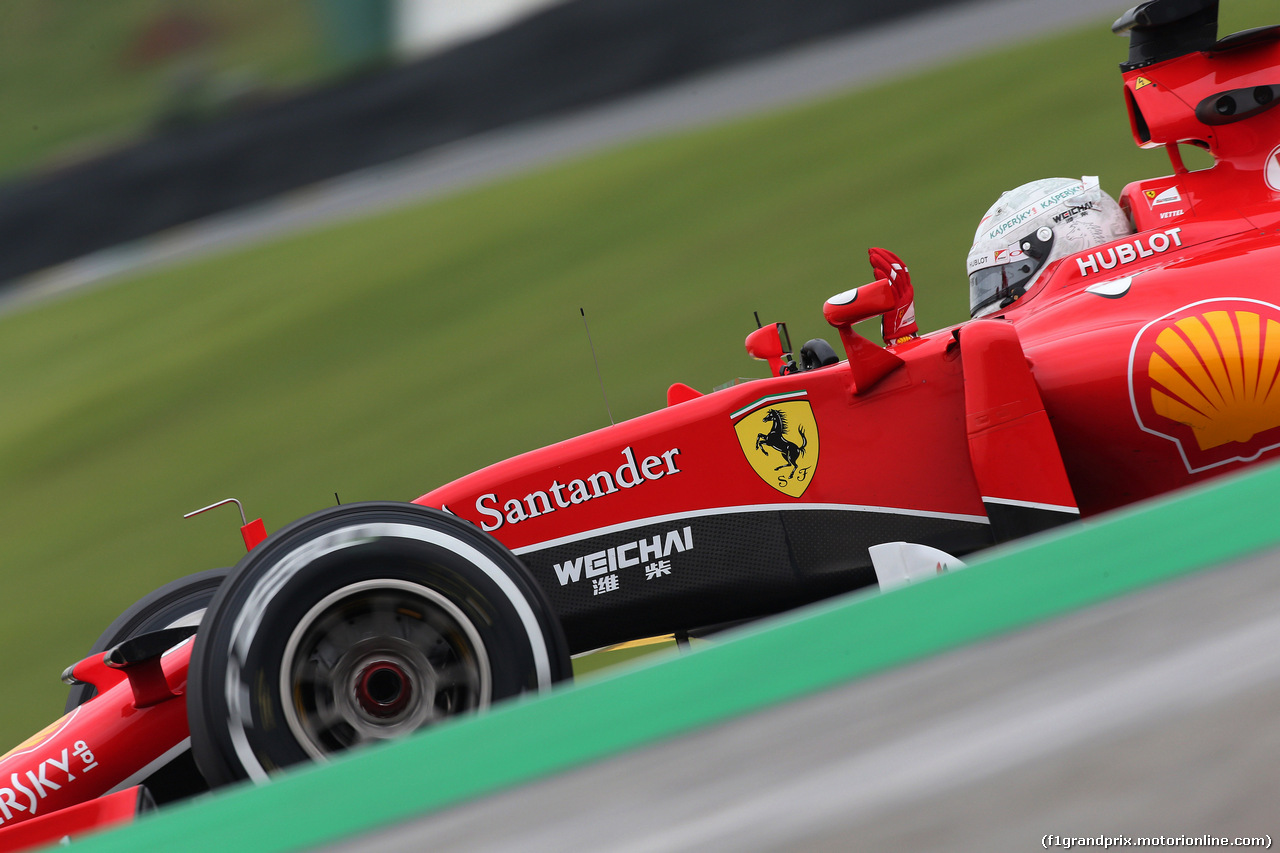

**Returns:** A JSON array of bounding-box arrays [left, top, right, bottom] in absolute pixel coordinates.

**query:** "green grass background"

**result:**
[[0, 1, 1272, 750]]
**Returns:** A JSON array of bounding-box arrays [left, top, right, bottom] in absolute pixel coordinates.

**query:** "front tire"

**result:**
[[187, 502, 571, 786]]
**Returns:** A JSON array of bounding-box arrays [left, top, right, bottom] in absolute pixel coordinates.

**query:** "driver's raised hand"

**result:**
[[868, 247, 919, 345]]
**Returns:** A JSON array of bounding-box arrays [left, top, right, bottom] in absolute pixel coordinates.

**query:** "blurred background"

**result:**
[[0, 0, 1273, 751], [0, 0, 973, 284]]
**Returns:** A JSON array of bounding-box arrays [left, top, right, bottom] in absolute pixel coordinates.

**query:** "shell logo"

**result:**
[[1130, 299, 1280, 472]]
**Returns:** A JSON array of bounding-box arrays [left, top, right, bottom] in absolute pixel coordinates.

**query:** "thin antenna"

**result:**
[[754, 311, 763, 329], [334, 492, 341, 506], [580, 308, 614, 426]]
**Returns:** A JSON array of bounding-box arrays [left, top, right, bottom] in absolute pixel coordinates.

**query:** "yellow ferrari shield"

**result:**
[[732, 393, 819, 497]]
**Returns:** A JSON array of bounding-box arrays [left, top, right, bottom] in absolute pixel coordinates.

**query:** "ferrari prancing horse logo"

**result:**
[[732, 392, 819, 497]]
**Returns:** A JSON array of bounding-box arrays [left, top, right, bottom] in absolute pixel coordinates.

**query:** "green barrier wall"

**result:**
[[70, 459, 1280, 853]]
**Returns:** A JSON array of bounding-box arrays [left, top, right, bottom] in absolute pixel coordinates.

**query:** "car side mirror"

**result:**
[[745, 322, 795, 377], [822, 280, 904, 394]]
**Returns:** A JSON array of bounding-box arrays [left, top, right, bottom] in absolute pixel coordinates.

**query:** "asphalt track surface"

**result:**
[[327, 545, 1280, 852], [1, 0, 1130, 316]]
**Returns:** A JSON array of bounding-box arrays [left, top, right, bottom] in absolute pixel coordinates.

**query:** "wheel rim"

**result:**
[[279, 579, 491, 762]]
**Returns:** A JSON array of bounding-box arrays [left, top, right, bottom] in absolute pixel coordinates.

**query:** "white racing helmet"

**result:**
[[966, 176, 1131, 318]]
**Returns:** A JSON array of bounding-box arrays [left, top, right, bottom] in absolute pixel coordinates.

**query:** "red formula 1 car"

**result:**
[[3, 0, 1279, 845]]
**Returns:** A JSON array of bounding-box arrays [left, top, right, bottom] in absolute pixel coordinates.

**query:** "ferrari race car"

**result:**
[[3, 0, 1279, 846]]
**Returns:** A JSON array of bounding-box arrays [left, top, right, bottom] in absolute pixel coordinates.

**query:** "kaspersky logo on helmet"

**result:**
[[979, 180, 1090, 243]]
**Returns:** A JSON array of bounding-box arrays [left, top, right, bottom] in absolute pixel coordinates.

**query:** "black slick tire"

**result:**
[[187, 502, 571, 787]]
